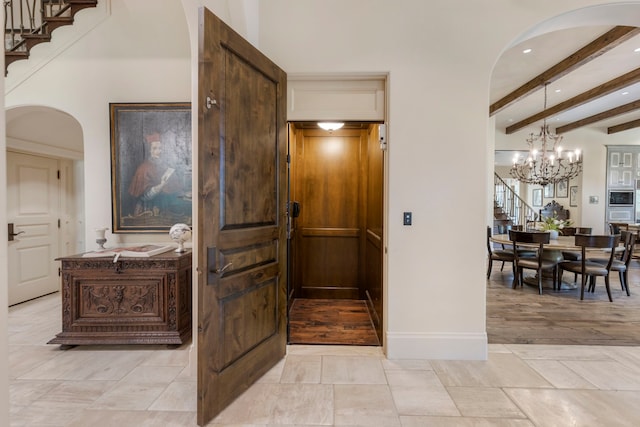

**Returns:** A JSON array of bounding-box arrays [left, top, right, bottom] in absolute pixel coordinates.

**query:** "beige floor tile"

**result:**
[[505, 388, 640, 427], [10, 380, 62, 406], [334, 384, 400, 426], [32, 380, 117, 406], [524, 359, 598, 389], [256, 357, 286, 383], [386, 370, 459, 417], [280, 354, 322, 383], [9, 345, 65, 379], [382, 358, 433, 371], [119, 365, 184, 384], [561, 359, 640, 390], [287, 344, 384, 357], [506, 344, 616, 361], [446, 386, 526, 418], [149, 381, 197, 411], [431, 353, 552, 388], [212, 383, 333, 425], [67, 409, 197, 427], [399, 415, 535, 426], [321, 355, 387, 384], [89, 382, 168, 410]]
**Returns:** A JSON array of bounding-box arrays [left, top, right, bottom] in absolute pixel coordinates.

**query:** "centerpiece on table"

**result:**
[[538, 215, 572, 239]]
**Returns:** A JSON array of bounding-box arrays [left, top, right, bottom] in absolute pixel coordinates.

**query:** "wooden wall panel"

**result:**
[[292, 129, 365, 299]]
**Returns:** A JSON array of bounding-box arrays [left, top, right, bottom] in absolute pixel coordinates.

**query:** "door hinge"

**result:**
[[287, 153, 291, 163], [58, 219, 61, 228], [58, 267, 61, 276], [57, 170, 60, 179]]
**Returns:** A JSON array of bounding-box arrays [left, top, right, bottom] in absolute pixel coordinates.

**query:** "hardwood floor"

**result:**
[[487, 260, 640, 345], [288, 298, 380, 346], [289, 261, 640, 348]]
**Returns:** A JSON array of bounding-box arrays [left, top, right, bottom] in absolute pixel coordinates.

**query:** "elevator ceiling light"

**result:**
[[318, 122, 344, 131]]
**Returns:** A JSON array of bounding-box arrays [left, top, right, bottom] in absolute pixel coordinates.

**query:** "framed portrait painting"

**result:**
[[543, 184, 554, 198], [556, 179, 569, 198], [532, 188, 543, 207], [110, 102, 192, 233]]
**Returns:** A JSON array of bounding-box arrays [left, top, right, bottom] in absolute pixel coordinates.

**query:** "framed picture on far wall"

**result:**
[[532, 188, 543, 207], [570, 186, 579, 207], [543, 184, 554, 198], [556, 179, 568, 198], [110, 102, 192, 233]]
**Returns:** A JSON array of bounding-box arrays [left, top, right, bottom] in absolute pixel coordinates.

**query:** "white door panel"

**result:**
[[8, 152, 60, 305]]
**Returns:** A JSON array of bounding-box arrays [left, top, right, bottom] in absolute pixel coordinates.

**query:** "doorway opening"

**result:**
[[287, 121, 384, 346]]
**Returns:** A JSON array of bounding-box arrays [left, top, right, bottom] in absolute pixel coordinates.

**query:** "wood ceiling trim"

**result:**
[[556, 99, 640, 134], [490, 26, 640, 117], [608, 118, 640, 134], [506, 66, 640, 134]]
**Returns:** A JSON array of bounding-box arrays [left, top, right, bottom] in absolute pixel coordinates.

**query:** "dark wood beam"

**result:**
[[506, 67, 640, 134], [608, 118, 640, 134], [557, 99, 640, 134], [490, 26, 640, 116]]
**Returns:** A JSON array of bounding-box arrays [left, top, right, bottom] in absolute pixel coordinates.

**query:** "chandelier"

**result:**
[[509, 83, 582, 187]]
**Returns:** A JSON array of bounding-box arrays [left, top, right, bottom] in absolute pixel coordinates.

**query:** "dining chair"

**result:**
[[562, 227, 592, 261], [558, 234, 620, 302], [588, 230, 635, 296], [487, 226, 515, 279], [560, 227, 593, 281], [509, 230, 557, 295]]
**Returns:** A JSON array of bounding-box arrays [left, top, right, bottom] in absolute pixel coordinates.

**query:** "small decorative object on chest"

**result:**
[[95, 227, 108, 249], [169, 223, 192, 252]]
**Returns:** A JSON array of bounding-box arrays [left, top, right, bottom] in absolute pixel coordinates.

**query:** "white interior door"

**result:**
[[7, 151, 60, 305]]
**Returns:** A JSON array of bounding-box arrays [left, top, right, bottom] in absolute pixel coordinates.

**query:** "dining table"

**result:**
[[490, 233, 616, 291]]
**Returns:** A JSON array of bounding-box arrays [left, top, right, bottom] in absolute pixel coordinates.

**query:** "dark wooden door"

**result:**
[[197, 8, 287, 426], [291, 127, 367, 299]]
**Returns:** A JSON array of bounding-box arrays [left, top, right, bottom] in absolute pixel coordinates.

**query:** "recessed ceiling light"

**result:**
[[555, 89, 561, 93], [522, 48, 532, 54], [622, 91, 630, 96], [318, 122, 344, 131], [635, 47, 640, 53]]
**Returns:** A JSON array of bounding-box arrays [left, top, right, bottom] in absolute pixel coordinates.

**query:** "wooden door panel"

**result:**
[[198, 8, 287, 425]]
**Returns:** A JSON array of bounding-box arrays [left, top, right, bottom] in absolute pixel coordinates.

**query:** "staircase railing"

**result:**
[[4, 0, 98, 73], [494, 173, 539, 228]]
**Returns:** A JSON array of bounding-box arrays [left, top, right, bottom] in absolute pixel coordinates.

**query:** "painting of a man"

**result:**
[[110, 102, 191, 232], [128, 132, 183, 217]]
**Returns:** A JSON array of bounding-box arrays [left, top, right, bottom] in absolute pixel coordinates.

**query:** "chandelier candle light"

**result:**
[[509, 83, 582, 187]]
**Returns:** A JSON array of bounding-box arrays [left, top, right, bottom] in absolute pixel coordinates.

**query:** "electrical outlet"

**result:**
[[403, 212, 412, 225]]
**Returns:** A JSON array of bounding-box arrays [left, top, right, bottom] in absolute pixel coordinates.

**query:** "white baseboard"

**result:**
[[386, 331, 487, 360]]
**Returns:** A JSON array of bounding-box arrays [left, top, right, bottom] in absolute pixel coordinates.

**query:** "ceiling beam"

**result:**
[[608, 118, 640, 134], [490, 26, 640, 116], [556, 99, 640, 134], [506, 67, 640, 134]]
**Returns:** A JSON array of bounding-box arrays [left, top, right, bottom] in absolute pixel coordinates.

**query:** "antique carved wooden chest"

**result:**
[[48, 250, 192, 347]]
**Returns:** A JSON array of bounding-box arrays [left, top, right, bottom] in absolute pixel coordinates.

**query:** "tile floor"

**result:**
[[9, 292, 640, 426]]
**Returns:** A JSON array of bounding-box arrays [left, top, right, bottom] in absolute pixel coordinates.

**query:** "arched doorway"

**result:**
[[6, 105, 85, 305]]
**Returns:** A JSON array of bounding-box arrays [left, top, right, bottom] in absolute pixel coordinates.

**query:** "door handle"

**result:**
[[8, 223, 25, 241], [213, 262, 233, 274]]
